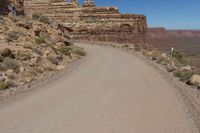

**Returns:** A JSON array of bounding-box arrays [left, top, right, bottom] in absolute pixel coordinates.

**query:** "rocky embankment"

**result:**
[[0, 15, 85, 97]]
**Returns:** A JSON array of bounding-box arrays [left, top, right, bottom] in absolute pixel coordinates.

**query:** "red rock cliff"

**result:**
[[25, 0, 148, 44]]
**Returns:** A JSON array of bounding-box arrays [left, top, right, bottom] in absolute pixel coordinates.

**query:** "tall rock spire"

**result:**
[[83, 0, 95, 7]]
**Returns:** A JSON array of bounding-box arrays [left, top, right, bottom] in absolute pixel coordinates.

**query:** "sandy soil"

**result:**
[[0, 43, 197, 133]]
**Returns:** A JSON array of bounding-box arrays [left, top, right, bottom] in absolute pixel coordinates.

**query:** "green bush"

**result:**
[[58, 46, 73, 56], [38, 15, 50, 24], [0, 82, 9, 90], [17, 51, 32, 60], [32, 13, 40, 20], [35, 36, 46, 44], [6, 31, 20, 42], [75, 48, 86, 56], [3, 57, 20, 71], [57, 46, 86, 57], [171, 49, 188, 67], [173, 70, 194, 82]]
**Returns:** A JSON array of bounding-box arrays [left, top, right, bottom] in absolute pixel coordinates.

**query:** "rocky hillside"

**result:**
[[0, 15, 85, 91]]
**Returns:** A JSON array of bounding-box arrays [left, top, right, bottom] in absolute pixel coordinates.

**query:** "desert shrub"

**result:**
[[17, 51, 32, 60], [32, 13, 41, 20], [3, 57, 20, 71], [35, 35, 46, 44], [74, 48, 86, 56], [173, 70, 194, 82], [57, 46, 86, 56], [0, 82, 9, 90], [58, 46, 73, 56], [148, 51, 161, 61], [6, 31, 20, 42], [171, 49, 188, 67], [25, 20, 33, 28], [38, 15, 50, 24], [0, 64, 6, 71], [134, 44, 141, 52]]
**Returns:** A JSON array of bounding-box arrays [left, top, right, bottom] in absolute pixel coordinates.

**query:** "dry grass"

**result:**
[[0, 82, 9, 90]]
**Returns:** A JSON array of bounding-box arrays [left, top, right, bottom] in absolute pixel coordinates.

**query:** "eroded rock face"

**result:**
[[69, 14, 147, 43], [0, 0, 24, 15], [25, 0, 147, 44]]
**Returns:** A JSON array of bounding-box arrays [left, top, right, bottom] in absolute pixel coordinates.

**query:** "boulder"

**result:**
[[56, 65, 65, 70], [1, 48, 12, 57], [161, 53, 168, 59], [47, 54, 61, 65], [20, 66, 25, 73], [180, 65, 192, 71], [0, 76, 5, 82], [190, 74, 200, 86]]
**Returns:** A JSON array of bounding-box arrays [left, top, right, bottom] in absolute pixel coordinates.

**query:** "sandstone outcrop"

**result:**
[[24, 0, 147, 43], [190, 74, 200, 86]]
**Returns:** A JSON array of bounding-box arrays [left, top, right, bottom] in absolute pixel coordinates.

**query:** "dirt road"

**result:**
[[0, 44, 195, 133]]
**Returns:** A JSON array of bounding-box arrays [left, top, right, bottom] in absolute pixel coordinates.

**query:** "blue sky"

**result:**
[[78, 0, 200, 29]]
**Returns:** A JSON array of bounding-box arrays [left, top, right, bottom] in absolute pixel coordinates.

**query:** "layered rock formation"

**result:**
[[25, 0, 147, 43]]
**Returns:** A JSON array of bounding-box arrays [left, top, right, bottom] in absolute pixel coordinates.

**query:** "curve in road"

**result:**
[[0, 44, 195, 133]]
